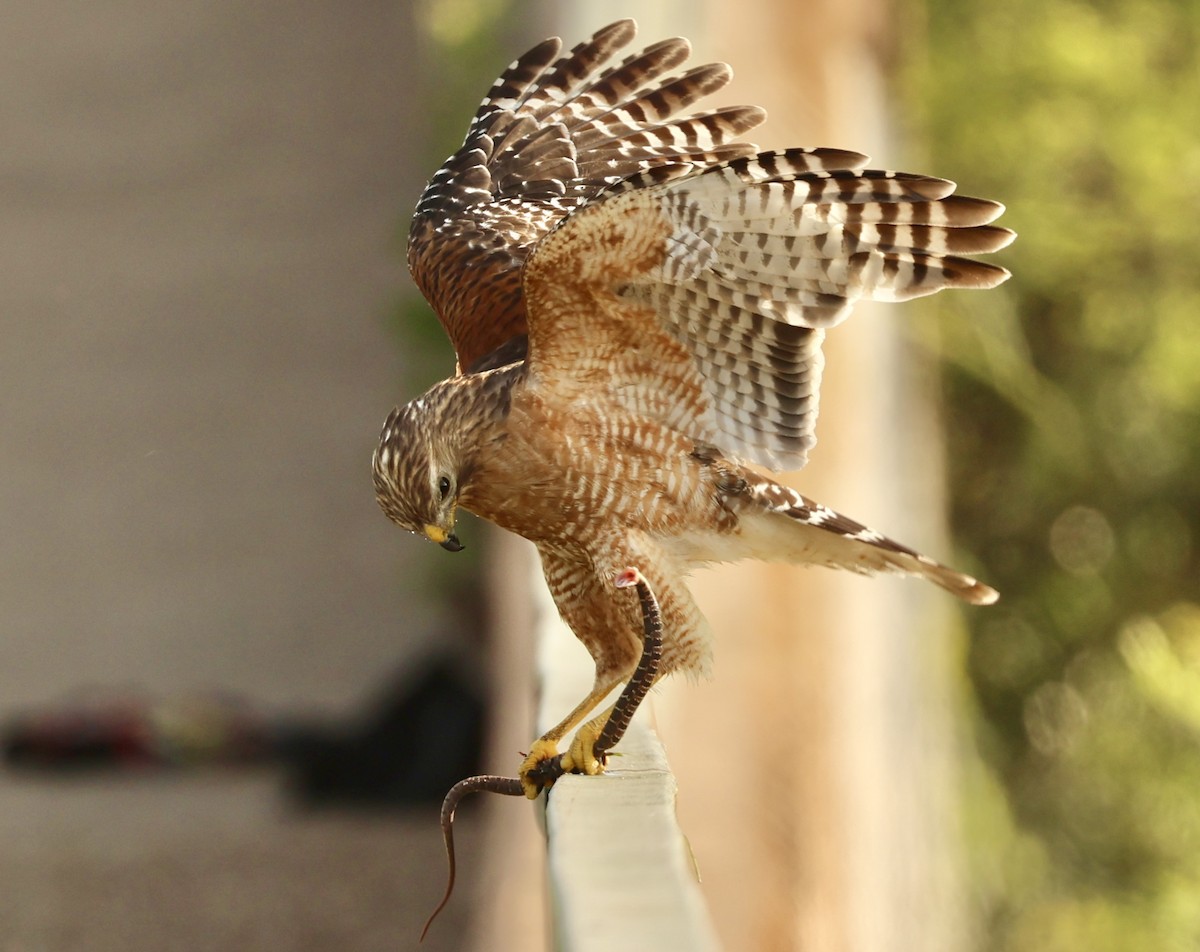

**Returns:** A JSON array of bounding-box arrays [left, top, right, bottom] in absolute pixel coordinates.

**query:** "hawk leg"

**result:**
[[421, 567, 665, 940], [519, 567, 665, 797]]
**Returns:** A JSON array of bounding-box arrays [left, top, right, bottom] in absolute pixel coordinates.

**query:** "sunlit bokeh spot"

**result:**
[[1023, 680, 1088, 756], [1048, 505, 1115, 577]]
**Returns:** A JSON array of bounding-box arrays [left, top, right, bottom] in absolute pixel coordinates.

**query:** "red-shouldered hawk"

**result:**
[[374, 19, 1012, 798]]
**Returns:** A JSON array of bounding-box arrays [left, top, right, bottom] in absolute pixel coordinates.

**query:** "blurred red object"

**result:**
[[2, 693, 274, 770]]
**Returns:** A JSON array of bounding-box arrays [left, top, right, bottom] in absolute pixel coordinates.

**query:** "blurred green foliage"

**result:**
[[907, 1, 1200, 947]]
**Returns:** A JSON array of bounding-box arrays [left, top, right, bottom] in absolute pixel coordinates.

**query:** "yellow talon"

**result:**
[[517, 709, 615, 798], [560, 713, 609, 778], [518, 738, 561, 799]]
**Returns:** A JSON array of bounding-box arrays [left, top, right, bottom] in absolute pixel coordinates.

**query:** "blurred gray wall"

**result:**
[[0, 3, 482, 949], [1, 1, 449, 712]]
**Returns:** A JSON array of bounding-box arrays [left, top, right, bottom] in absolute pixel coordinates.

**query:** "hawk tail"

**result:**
[[742, 478, 998, 605]]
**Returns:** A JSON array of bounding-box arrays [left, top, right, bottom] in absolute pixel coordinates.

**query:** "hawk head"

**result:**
[[372, 390, 467, 552], [372, 366, 517, 552]]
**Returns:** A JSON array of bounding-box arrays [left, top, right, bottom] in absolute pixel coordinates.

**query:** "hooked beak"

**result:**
[[424, 524, 464, 552]]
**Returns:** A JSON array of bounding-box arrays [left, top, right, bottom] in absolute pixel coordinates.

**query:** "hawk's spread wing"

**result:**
[[523, 152, 1015, 470], [407, 19, 765, 373]]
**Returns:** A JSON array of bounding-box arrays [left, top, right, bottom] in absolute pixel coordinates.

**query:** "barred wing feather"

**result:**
[[407, 19, 764, 372], [524, 149, 1015, 471]]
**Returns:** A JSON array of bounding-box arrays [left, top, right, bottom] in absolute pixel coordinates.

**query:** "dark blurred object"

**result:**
[[2, 659, 484, 806], [282, 659, 484, 807]]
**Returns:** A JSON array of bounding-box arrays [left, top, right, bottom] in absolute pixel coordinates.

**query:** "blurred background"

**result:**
[[2, 0, 1197, 950], [911, 2, 1200, 949]]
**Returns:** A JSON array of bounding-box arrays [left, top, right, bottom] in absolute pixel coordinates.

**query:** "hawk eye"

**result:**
[[438, 475, 452, 500]]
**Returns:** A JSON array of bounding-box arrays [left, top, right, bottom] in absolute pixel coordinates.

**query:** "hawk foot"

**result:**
[[560, 713, 610, 778], [516, 719, 610, 799], [517, 711, 612, 799], [518, 738, 565, 799]]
